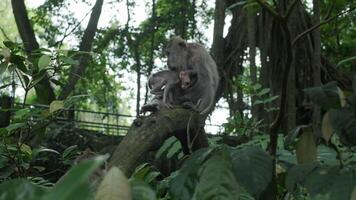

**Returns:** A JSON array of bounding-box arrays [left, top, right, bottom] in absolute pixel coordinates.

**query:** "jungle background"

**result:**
[[0, 0, 355, 199]]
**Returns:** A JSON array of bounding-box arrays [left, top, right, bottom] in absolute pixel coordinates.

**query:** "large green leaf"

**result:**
[[330, 169, 356, 200], [285, 162, 318, 192], [169, 148, 212, 200], [195, 148, 241, 200], [0, 179, 47, 200], [131, 179, 156, 200], [41, 155, 108, 200], [303, 82, 341, 110], [230, 146, 273, 198], [304, 166, 339, 197], [38, 55, 51, 70], [329, 108, 356, 146]]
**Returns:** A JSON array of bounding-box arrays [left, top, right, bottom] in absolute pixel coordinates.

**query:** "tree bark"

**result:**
[[312, 0, 321, 131], [109, 108, 208, 176], [58, 0, 104, 100], [134, 46, 142, 117], [247, 11, 257, 117], [11, 0, 56, 104]]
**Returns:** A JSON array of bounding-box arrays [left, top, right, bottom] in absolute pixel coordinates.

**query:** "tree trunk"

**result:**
[[312, 0, 321, 131], [58, 0, 104, 100], [11, 0, 56, 104], [109, 108, 208, 176], [135, 46, 142, 117], [247, 11, 257, 118]]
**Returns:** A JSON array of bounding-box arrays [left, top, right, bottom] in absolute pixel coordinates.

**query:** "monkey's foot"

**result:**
[[140, 104, 159, 114]]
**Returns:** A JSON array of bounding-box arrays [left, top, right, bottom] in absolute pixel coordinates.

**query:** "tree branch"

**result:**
[[292, 7, 356, 46], [109, 108, 208, 176], [58, 0, 104, 100]]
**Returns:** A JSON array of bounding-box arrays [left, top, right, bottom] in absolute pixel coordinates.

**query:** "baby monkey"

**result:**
[[140, 70, 197, 113]]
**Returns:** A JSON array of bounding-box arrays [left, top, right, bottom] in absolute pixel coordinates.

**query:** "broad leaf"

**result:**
[[0, 179, 46, 200], [170, 148, 212, 200], [303, 82, 341, 110], [285, 162, 318, 192], [131, 179, 156, 200], [38, 55, 51, 70], [195, 148, 241, 200], [49, 100, 64, 113], [41, 155, 108, 200], [230, 146, 273, 198], [329, 108, 356, 146]]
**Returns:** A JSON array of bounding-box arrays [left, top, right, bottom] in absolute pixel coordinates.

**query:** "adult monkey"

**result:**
[[166, 36, 219, 115]]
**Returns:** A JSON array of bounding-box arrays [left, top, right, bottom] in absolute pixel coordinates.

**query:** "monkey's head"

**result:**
[[179, 71, 197, 90], [166, 36, 189, 71]]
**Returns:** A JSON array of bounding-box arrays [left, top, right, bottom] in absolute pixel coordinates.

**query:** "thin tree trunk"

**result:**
[[312, 0, 321, 130], [135, 46, 141, 117], [247, 11, 257, 118], [11, 0, 56, 104], [59, 0, 104, 100], [144, 0, 156, 105]]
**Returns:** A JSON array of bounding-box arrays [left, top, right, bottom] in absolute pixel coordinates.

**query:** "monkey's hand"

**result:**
[[140, 103, 159, 114], [181, 101, 199, 113]]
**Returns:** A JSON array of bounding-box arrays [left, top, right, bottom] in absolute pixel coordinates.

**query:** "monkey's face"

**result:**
[[166, 37, 189, 71], [179, 71, 196, 90]]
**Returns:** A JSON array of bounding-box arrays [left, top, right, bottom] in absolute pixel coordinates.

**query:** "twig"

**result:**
[[292, 7, 356, 46]]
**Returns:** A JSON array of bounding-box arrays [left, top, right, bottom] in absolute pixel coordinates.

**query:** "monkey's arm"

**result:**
[[150, 79, 167, 95], [162, 83, 177, 107]]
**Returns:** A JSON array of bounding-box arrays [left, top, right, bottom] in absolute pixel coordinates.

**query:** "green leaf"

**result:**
[[10, 54, 27, 73], [329, 108, 356, 146], [60, 57, 79, 65], [304, 166, 339, 197], [303, 82, 341, 110], [170, 148, 212, 199], [3, 41, 17, 49], [32, 147, 60, 159], [0, 179, 47, 200], [330, 169, 356, 200], [49, 100, 64, 113], [195, 148, 241, 200], [0, 63, 7, 75], [337, 56, 356, 67], [5, 123, 26, 135], [38, 55, 51, 70], [42, 155, 108, 200], [62, 145, 78, 159], [131, 164, 160, 184], [166, 140, 182, 159], [155, 137, 177, 159], [285, 162, 318, 192], [230, 146, 273, 198], [95, 167, 132, 200], [131, 179, 156, 200], [257, 88, 270, 96]]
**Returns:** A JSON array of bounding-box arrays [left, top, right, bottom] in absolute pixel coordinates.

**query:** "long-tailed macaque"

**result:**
[[140, 70, 197, 113], [165, 36, 219, 115]]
